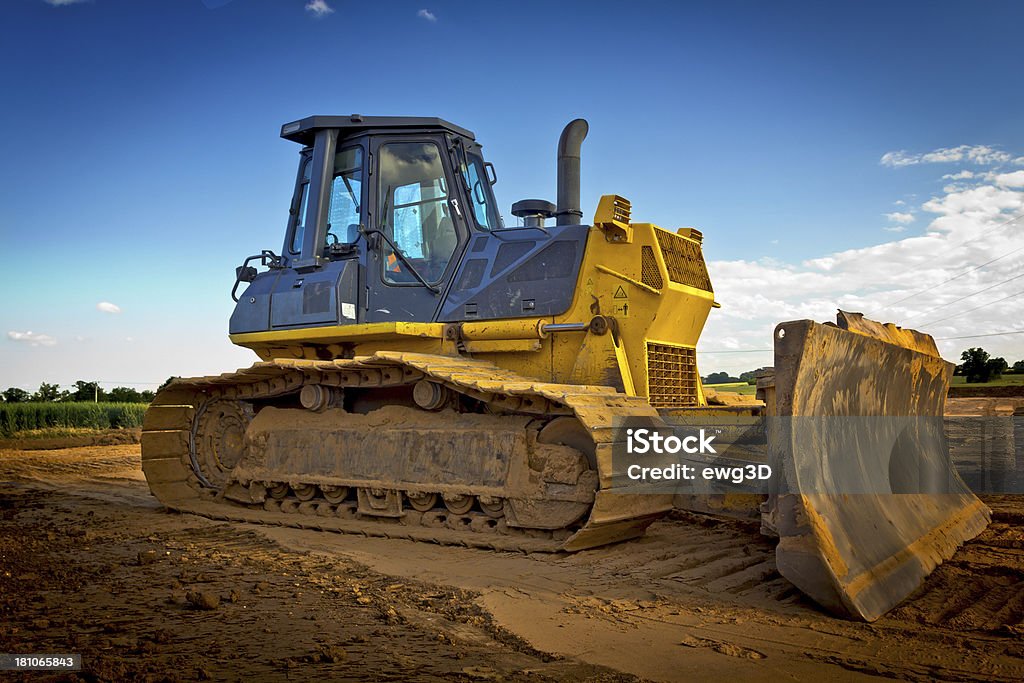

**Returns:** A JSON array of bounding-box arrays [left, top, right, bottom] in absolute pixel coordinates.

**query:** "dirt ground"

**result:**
[[2, 443, 1023, 682]]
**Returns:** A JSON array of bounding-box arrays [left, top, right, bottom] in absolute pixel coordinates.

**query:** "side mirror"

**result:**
[[484, 162, 498, 186], [231, 250, 281, 302], [236, 265, 258, 283]]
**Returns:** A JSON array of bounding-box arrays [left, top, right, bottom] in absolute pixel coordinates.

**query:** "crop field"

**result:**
[[0, 402, 146, 437], [703, 381, 758, 395], [951, 375, 1024, 388]]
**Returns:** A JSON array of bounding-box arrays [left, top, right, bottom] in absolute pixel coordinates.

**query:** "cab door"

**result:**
[[365, 136, 469, 322], [269, 142, 365, 329]]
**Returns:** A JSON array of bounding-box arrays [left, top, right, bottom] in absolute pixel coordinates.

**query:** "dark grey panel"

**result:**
[[229, 270, 282, 334], [437, 225, 589, 322], [454, 258, 488, 293], [507, 241, 576, 282], [270, 259, 359, 328], [492, 241, 535, 275], [282, 115, 475, 145]]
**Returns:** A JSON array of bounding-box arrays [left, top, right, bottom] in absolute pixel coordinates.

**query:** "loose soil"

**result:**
[[1, 444, 1023, 681], [0, 428, 141, 452]]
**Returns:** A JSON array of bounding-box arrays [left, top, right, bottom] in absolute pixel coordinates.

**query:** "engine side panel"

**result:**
[[437, 225, 590, 322]]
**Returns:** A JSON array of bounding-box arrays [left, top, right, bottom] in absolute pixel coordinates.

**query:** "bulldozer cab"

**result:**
[[230, 115, 591, 336], [264, 115, 503, 326]]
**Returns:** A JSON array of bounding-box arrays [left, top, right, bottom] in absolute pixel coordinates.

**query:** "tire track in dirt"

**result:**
[[4, 445, 1024, 681], [0, 482, 639, 682]]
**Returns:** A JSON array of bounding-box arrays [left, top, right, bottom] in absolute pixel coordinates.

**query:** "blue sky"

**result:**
[[2, 0, 1023, 390]]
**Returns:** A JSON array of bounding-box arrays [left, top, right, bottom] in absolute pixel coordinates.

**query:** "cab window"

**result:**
[[289, 155, 312, 254], [326, 146, 363, 245], [378, 142, 459, 284], [461, 153, 499, 230]]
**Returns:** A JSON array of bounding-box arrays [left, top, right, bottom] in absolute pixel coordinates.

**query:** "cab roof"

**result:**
[[280, 115, 476, 145]]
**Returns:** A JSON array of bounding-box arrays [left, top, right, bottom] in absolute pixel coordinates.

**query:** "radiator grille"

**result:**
[[646, 343, 699, 408], [654, 229, 712, 292], [640, 246, 664, 289]]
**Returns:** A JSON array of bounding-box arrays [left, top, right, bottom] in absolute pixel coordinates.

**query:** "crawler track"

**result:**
[[141, 352, 673, 552]]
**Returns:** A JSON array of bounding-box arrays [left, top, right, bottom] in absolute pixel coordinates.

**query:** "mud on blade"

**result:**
[[763, 311, 990, 622]]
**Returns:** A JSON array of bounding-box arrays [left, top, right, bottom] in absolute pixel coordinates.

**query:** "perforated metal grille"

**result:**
[[654, 229, 712, 292], [640, 246, 664, 289], [647, 342, 699, 408], [507, 241, 577, 282]]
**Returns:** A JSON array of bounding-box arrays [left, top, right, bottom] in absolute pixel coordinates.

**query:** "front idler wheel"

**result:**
[[190, 399, 253, 489]]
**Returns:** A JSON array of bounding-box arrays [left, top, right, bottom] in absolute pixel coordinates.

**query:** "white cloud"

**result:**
[[942, 170, 974, 181], [8, 331, 57, 347], [994, 170, 1024, 188], [880, 145, 1012, 168], [885, 211, 914, 224], [305, 0, 334, 17], [96, 301, 122, 314], [964, 146, 1012, 164], [417, 8, 437, 22], [921, 184, 1022, 223], [44, 0, 88, 6], [879, 151, 917, 168], [700, 170, 1024, 376]]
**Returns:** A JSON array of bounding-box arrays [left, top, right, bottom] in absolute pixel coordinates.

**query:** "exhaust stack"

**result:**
[[556, 119, 589, 226]]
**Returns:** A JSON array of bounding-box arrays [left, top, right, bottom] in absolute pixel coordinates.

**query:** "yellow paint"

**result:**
[[593, 194, 633, 243], [611, 334, 636, 396], [553, 209, 715, 405], [460, 319, 547, 340], [463, 339, 542, 353], [597, 265, 659, 295], [231, 321, 445, 346]]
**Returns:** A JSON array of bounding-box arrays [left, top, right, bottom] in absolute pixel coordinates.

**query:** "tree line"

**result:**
[[0, 381, 159, 404], [957, 348, 1023, 383], [703, 348, 1024, 385]]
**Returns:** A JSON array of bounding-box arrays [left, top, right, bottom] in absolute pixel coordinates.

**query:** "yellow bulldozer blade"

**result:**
[[764, 311, 991, 621]]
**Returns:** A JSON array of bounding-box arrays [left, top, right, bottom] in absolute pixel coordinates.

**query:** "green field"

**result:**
[[703, 381, 758, 395], [950, 375, 1024, 387], [0, 402, 147, 438]]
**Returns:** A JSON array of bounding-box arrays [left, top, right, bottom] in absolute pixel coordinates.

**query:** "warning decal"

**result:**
[[613, 285, 628, 299]]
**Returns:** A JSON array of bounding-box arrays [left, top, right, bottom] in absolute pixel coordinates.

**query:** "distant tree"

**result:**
[[738, 368, 771, 385], [32, 382, 62, 402], [987, 357, 1008, 380], [2, 387, 31, 403], [108, 386, 143, 403], [960, 348, 993, 383], [704, 371, 740, 385], [70, 380, 105, 402], [1012, 360, 1024, 374], [140, 390, 156, 402]]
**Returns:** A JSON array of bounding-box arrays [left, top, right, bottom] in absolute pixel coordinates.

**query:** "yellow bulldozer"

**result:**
[[142, 116, 989, 621]]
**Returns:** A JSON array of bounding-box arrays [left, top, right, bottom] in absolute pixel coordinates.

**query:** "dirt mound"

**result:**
[[0, 428, 141, 451], [949, 385, 1024, 398]]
